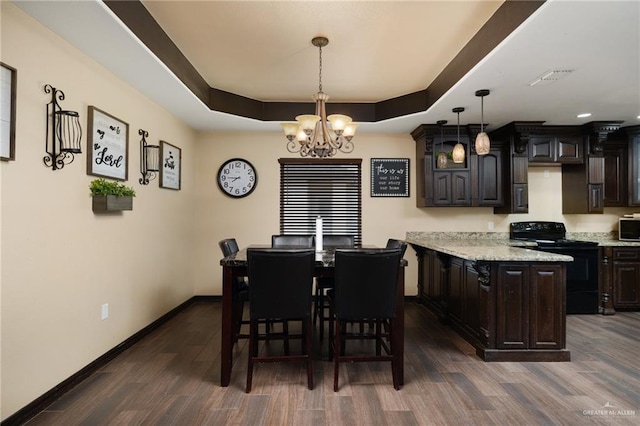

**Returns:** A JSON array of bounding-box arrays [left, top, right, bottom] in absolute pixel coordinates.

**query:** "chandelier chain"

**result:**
[[318, 45, 323, 93]]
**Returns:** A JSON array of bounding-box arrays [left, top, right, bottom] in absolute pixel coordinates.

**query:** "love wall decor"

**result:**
[[87, 106, 129, 181]]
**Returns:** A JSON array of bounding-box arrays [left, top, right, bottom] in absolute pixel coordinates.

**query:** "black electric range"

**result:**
[[510, 221, 599, 314]]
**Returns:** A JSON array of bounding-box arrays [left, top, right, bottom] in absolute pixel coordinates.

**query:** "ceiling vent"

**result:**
[[528, 69, 574, 87]]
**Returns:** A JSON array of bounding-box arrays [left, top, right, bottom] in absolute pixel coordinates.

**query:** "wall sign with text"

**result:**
[[87, 106, 129, 180], [370, 158, 409, 197], [160, 140, 181, 190]]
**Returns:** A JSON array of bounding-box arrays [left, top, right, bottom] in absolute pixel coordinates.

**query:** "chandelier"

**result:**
[[280, 36, 357, 158]]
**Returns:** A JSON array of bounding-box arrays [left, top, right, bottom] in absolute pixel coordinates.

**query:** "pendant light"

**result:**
[[452, 107, 465, 164], [436, 120, 448, 169], [475, 89, 490, 155]]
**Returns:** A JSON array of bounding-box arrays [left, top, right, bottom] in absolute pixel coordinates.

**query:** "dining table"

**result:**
[[219, 245, 407, 387]]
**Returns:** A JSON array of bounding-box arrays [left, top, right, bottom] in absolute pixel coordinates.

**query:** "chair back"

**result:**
[[323, 235, 355, 248], [271, 234, 314, 248], [386, 239, 407, 257], [247, 248, 315, 320], [333, 248, 402, 320], [219, 238, 240, 257]]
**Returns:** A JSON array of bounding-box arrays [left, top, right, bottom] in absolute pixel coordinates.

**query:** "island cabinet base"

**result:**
[[412, 245, 571, 362]]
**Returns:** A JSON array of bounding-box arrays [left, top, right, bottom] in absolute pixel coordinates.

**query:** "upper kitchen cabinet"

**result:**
[[528, 130, 583, 164], [491, 122, 545, 214], [562, 122, 622, 214], [411, 124, 501, 208], [627, 126, 640, 206]]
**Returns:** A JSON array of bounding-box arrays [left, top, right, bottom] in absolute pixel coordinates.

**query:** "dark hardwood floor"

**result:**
[[24, 302, 640, 425]]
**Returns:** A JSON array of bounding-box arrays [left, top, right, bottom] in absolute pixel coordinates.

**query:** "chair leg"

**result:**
[[318, 289, 325, 341], [304, 318, 314, 390], [333, 319, 341, 392], [328, 302, 334, 361], [376, 319, 382, 356], [283, 321, 290, 355], [246, 319, 258, 393]]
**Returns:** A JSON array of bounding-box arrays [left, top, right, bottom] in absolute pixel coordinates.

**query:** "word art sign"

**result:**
[[371, 158, 409, 197], [87, 106, 129, 180], [160, 140, 181, 190]]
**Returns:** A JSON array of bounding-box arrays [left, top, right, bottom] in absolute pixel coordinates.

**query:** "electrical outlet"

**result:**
[[544, 169, 550, 178], [101, 303, 109, 320], [488, 221, 495, 231]]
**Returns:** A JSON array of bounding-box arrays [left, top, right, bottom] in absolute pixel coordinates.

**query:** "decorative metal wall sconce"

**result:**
[[43, 84, 82, 170], [139, 129, 159, 185]]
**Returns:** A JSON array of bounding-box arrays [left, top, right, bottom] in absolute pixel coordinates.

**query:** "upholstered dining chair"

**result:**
[[329, 248, 403, 391], [218, 238, 249, 343], [314, 235, 355, 342], [271, 234, 314, 248], [245, 248, 315, 393], [386, 238, 408, 257]]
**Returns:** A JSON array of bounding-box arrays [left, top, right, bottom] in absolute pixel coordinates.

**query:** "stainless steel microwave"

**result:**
[[619, 218, 640, 241]]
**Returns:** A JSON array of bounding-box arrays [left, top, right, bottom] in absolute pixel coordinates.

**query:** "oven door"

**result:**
[[534, 245, 599, 314]]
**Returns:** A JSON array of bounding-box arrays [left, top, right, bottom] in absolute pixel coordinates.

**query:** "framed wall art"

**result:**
[[370, 158, 410, 197], [160, 140, 181, 190], [1, 62, 17, 161], [87, 106, 129, 180]]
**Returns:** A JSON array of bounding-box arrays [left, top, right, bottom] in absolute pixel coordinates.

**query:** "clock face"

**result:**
[[217, 158, 257, 198]]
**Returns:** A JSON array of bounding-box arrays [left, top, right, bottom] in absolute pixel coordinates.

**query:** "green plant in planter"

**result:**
[[89, 178, 136, 197]]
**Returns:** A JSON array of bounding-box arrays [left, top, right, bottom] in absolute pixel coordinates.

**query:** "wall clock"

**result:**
[[217, 158, 258, 198]]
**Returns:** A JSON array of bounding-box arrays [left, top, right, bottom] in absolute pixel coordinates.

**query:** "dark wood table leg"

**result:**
[[221, 265, 234, 386]]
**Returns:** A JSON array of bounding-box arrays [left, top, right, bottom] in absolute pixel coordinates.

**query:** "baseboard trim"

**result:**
[[1, 295, 216, 426]]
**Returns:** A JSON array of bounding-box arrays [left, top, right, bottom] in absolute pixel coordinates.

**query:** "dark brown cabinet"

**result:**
[[474, 149, 503, 206], [611, 248, 640, 309], [411, 124, 503, 208], [411, 243, 569, 361], [529, 135, 582, 164], [433, 170, 471, 205], [628, 126, 640, 206], [561, 122, 623, 214], [603, 141, 628, 207]]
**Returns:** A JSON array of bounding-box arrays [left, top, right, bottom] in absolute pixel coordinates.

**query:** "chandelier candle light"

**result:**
[[281, 36, 357, 158], [475, 89, 491, 155]]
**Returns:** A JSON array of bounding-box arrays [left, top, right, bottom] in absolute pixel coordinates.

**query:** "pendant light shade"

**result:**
[[452, 107, 465, 164], [436, 120, 448, 169], [475, 89, 490, 156]]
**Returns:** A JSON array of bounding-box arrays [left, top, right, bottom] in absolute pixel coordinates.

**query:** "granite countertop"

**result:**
[[405, 231, 640, 262], [405, 232, 573, 262]]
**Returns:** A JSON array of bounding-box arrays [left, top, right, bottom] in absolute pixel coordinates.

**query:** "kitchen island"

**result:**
[[406, 232, 573, 362]]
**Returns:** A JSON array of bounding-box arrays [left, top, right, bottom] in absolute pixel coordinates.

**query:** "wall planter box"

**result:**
[[92, 195, 133, 212]]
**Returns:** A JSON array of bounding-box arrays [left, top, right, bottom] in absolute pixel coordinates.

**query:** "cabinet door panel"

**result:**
[[478, 151, 503, 206], [529, 265, 564, 349], [630, 136, 640, 206], [513, 183, 528, 213], [613, 262, 640, 308], [449, 258, 465, 323], [557, 137, 582, 163], [496, 265, 529, 349], [588, 184, 604, 213], [529, 137, 554, 162], [604, 145, 627, 207], [433, 173, 452, 205], [451, 171, 471, 205]]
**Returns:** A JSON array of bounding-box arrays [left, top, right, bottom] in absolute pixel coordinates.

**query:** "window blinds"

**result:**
[[279, 158, 362, 247]]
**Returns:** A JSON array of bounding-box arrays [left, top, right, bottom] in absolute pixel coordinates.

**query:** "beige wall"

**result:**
[[1, 4, 197, 418], [1, 2, 634, 421]]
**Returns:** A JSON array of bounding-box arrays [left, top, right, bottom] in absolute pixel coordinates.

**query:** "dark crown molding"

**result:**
[[103, 0, 544, 123]]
